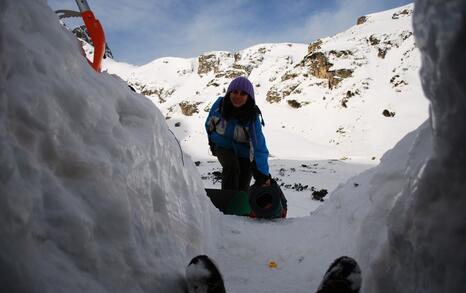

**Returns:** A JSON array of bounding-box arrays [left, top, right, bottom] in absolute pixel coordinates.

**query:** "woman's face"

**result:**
[[230, 90, 249, 107]]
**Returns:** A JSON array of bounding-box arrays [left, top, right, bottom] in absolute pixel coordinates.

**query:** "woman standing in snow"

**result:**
[[205, 76, 271, 192]]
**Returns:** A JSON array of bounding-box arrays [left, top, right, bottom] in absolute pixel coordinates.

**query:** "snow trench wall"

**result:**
[[0, 1, 218, 292], [364, 0, 466, 292]]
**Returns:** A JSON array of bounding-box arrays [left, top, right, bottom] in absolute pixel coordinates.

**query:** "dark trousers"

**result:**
[[216, 148, 252, 192]]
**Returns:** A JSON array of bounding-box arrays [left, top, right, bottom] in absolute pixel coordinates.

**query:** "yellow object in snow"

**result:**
[[268, 261, 278, 269]]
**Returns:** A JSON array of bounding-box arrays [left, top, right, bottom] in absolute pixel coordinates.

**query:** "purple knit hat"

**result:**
[[226, 76, 255, 100]]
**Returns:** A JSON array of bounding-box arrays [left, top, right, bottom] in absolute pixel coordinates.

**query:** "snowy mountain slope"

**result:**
[[103, 3, 429, 218], [104, 3, 428, 163]]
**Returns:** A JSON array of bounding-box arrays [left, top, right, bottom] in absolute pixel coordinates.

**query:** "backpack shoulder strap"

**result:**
[[254, 105, 265, 126]]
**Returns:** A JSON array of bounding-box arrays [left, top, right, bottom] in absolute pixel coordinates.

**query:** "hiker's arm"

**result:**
[[252, 117, 270, 182]]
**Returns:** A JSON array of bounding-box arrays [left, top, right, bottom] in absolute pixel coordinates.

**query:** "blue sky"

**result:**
[[48, 0, 413, 65]]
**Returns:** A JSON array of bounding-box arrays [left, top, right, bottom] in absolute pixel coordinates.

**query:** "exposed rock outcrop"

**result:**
[[287, 100, 302, 108], [198, 54, 220, 75], [334, 69, 353, 79], [329, 50, 353, 58], [266, 89, 282, 103], [179, 101, 201, 116], [392, 8, 412, 19], [382, 109, 395, 117], [308, 39, 323, 55], [132, 83, 175, 103], [378, 48, 388, 59], [390, 75, 408, 87], [357, 16, 368, 25], [341, 90, 359, 108], [206, 79, 221, 87], [266, 82, 302, 104], [281, 71, 299, 81], [282, 84, 300, 97], [306, 52, 333, 79], [219, 66, 248, 78], [304, 52, 353, 89], [369, 35, 380, 45]]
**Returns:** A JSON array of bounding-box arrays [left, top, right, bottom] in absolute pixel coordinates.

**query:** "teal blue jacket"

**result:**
[[205, 97, 269, 176]]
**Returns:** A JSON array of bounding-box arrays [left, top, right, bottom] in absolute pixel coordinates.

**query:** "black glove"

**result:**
[[253, 172, 271, 186], [251, 160, 271, 185]]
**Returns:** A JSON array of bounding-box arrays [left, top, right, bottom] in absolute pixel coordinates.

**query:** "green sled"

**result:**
[[205, 188, 252, 216]]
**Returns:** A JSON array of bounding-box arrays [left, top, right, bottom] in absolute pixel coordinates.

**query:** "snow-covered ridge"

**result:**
[[103, 3, 428, 162]]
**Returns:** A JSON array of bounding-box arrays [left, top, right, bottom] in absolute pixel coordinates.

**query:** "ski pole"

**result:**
[[75, 0, 105, 72]]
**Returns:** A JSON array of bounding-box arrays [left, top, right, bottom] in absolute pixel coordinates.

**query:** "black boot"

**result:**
[[186, 255, 226, 293], [316, 256, 361, 293]]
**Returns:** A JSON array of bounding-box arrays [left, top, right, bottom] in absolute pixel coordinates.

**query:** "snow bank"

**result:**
[[0, 1, 219, 292], [315, 2, 466, 291], [212, 120, 432, 293], [364, 0, 466, 292]]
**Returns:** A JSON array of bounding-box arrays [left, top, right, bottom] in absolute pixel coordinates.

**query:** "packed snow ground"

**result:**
[[199, 159, 372, 217], [210, 122, 432, 292], [4, 1, 461, 293]]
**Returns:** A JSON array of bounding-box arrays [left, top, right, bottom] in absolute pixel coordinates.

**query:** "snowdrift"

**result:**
[[0, 1, 219, 292]]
